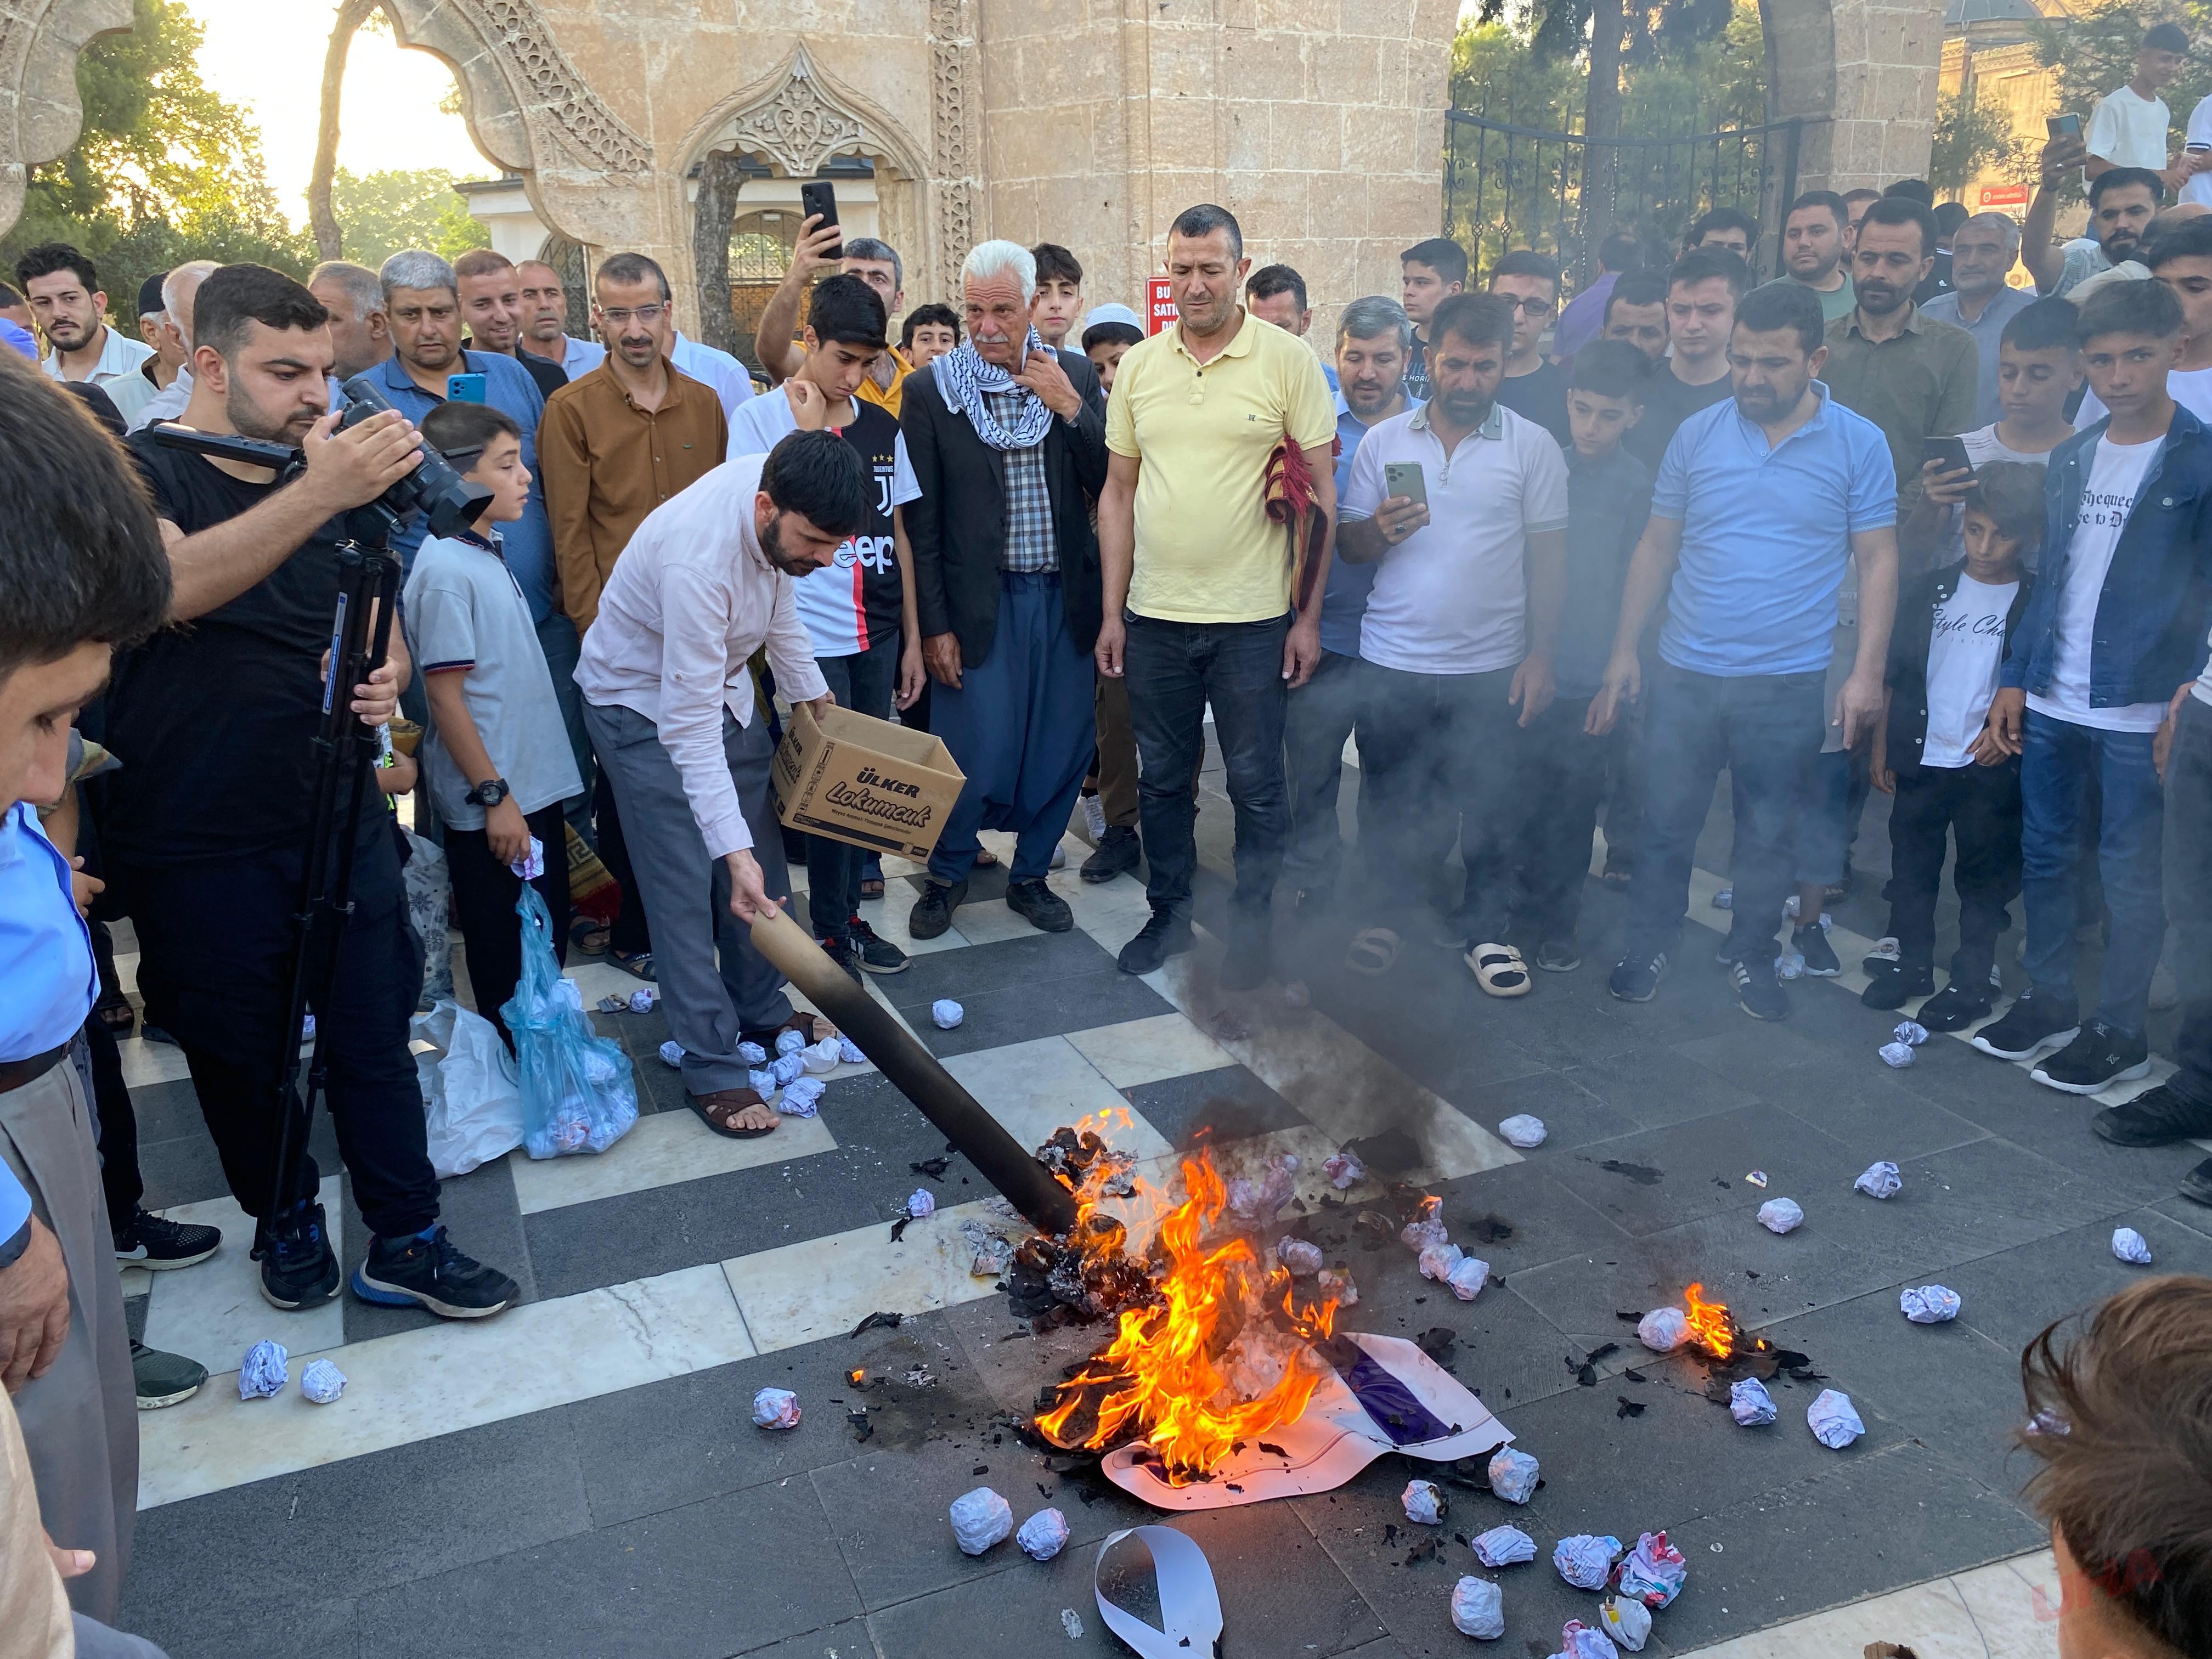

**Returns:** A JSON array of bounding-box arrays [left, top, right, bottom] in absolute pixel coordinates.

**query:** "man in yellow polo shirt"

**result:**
[[1096, 202, 1339, 985]]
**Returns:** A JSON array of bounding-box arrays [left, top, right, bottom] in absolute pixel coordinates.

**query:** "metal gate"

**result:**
[[1444, 108, 1805, 284]]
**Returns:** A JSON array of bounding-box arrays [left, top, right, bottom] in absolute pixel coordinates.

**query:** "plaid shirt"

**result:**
[[985, 387, 1058, 573]]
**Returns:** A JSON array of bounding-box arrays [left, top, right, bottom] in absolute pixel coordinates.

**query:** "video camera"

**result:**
[[150, 373, 492, 545]]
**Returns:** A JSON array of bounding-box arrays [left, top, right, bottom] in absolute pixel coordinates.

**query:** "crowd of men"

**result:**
[[5, 67, 2212, 1643]]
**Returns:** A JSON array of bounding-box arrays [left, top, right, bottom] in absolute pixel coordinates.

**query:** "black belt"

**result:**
[[0, 1045, 66, 1097]]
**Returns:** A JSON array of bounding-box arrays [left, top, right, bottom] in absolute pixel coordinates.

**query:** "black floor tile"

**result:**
[[1542, 1104, 1861, 1238], [1443, 1067, 1644, 1152], [341, 1152, 535, 1343], [1120, 1063, 1306, 1149], [1560, 1044, 1764, 1132], [882, 929, 1125, 1005], [1768, 1059, 1992, 1165], [903, 968, 1173, 1057]]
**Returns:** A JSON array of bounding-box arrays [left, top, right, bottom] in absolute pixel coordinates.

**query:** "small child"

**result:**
[[403, 400, 583, 1047], [1864, 460, 2039, 1028], [1081, 309, 1144, 396], [1508, 339, 1651, 969]]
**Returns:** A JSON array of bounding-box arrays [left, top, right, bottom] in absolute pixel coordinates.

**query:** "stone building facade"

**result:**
[[6, 0, 1947, 334]]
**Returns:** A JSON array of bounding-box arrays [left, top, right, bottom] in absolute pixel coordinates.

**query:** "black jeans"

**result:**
[[1281, 648, 1368, 895], [1883, 758, 2022, 983], [1124, 611, 1290, 919], [444, 801, 571, 1048], [809, 633, 900, 940], [117, 829, 439, 1238], [1510, 695, 1613, 941], [2165, 695, 2212, 1108]]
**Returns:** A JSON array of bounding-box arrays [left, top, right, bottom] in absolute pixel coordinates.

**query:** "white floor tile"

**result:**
[[856, 896, 972, 958], [139, 1177, 347, 1370], [116, 1035, 192, 1090], [1670, 1549, 2058, 1659], [723, 1199, 1004, 1352], [118, 1267, 153, 1300], [137, 1262, 754, 1509], [940, 1036, 1174, 1162], [1066, 1012, 1233, 1089], [507, 1107, 838, 1214]]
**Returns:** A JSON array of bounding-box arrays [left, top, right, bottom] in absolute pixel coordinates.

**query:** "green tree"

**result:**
[[1929, 87, 2030, 197], [329, 168, 489, 269], [1, 0, 309, 324]]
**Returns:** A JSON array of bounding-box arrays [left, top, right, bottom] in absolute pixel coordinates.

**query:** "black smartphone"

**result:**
[[799, 180, 842, 260], [2047, 113, 2083, 140], [1923, 435, 1972, 477]]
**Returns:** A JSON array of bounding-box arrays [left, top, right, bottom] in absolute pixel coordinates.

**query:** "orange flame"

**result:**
[[1036, 1148, 1339, 1481], [1684, 1281, 1734, 1359]]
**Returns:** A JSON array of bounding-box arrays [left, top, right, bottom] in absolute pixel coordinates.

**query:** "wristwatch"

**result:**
[[465, 777, 511, 808]]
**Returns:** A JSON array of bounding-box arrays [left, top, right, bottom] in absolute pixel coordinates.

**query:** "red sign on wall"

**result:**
[[1146, 276, 1176, 336], [1978, 183, 2031, 211]]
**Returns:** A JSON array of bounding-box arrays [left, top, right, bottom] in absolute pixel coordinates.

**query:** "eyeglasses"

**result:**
[[1499, 296, 1556, 317], [598, 303, 667, 326]]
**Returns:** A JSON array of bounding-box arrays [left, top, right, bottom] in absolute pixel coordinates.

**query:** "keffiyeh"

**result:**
[[933, 328, 1056, 451]]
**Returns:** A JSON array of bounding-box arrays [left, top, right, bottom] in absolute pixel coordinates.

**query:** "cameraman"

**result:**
[[112, 264, 518, 1319]]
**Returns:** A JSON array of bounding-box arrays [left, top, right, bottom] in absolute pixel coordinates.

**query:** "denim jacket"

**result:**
[[2001, 404, 2212, 708]]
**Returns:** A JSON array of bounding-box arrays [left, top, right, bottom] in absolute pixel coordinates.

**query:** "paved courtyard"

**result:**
[[108, 742, 2200, 1659]]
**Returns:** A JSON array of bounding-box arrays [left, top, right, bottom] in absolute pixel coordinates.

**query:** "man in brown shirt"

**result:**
[[539, 252, 729, 972]]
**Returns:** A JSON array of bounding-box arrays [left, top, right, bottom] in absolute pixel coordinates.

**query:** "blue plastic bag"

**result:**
[[502, 887, 639, 1159]]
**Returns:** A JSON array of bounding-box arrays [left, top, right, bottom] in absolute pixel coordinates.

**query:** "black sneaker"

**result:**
[[908, 878, 967, 941], [1219, 925, 1271, 991], [131, 1341, 207, 1410], [2093, 1084, 2212, 1147], [1729, 958, 1789, 1021], [844, 918, 910, 974], [2180, 1155, 2212, 1207], [1969, 989, 2079, 1063], [2031, 1020, 2152, 1096], [1793, 923, 1841, 977], [1119, 908, 1194, 975], [1860, 961, 1935, 1011], [819, 936, 865, 985], [114, 1207, 221, 1270], [255, 1201, 341, 1311], [352, 1225, 518, 1319], [1534, 938, 1581, 973], [1609, 951, 1666, 1002], [1006, 878, 1074, 933], [1081, 825, 1143, 884], [140, 1023, 179, 1047], [1915, 979, 1993, 1033]]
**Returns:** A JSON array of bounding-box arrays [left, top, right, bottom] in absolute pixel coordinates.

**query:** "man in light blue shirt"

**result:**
[[1589, 280, 1899, 1020], [1282, 296, 1413, 903], [1920, 212, 2035, 426]]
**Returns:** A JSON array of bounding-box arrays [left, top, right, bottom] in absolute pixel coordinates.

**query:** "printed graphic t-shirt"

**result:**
[[1922, 573, 2019, 766], [2028, 431, 2168, 732]]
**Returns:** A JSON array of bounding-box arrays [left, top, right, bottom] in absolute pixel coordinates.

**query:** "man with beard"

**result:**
[[1589, 281, 1898, 1022], [454, 249, 567, 398], [1922, 211, 2035, 425], [1600, 268, 1671, 363], [2027, 137, 2162, 299], [576, 432, 865, 1138], [1282, 296, 1412, 911], [305, 261, 393, 382], [1765, 191, 1856, 324], [1336, 293, 1568, 996], [110, 263, 521, 1318], [13, 245, 154, 424]]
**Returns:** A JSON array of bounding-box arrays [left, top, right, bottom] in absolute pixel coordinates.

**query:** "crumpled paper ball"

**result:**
[[1637, 1306, 1689, 1352], [1730, 1376, 1778, 1426], [239, 1339, 288, 1400], [1472, 1525, 1536, 1567], [949, 1486, 1014, 1555], [1900, 1284, 1961, 1323], [1808, 1388, 1865, 1449], [1277, 1237, 1324, 1276], [1561, 1619, 1620, 1659], [2113, 1227, 2153, 1265], [1615, 1531, 1685, 1608], [1419, 1241, 1465, 1283], [1228, 1156, 1297, 1223], [1401, 1214, 1449, 1252], [1488, 1446, 1540, 1504], [300, 1358, 347, 1404], [778, 1075, 826, 1118], [658, 1040, 685, 1069], [1599, 1595, 1652, 1652], [1017, 1506, 1070, 1561], [1323, 1151, 1365, 1189], [837, 1036, 866, 1065], [932, 1000, 964, 1029], [1498, 1114, 1547, 1148], [770, 1051, 806, 1087], [738, 1041, 768, 1065], [1402, 1479, 1446, 1525], [1553, 1534, 1624, 1591], [1316, 1268, 1359, 1307], [775, 1028, 808, 1057], [1775, 950, 1805, 980], [1892, 1019, 1928, 1047], [802, 1036, 843, 1075], [1446, 1255, 1489, 1301], [1854, 1160, 1902, 1199], [1451, 1576, 1505, 1640], [628, 988, 656, 1014], [1878, 1041, 1916, 1069], [1757, 1198, 1804, 1234], [907, 1189, 936, 1219], [751, 1387, 802, 1430]]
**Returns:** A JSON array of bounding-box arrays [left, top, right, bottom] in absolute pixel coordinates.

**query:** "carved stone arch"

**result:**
[[0, 0, 133, 236], [675, 44, 928, 190]]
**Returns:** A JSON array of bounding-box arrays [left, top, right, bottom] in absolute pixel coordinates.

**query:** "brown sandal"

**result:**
[[742, 1011, 839, 1051], [688, 1087, 779, 1139]]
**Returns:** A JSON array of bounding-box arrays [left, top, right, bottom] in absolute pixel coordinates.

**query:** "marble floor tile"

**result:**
[[939, 1035, 1174, 1161], [1065, 1011, 1234, 1089], [140, 1176, 347, 1367], [722, 1199, 1004, 1352], [1671, 1549, 2060, 1659]]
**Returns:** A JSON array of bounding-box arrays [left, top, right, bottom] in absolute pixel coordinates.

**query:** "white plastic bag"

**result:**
[[411, 1000, 524, 1178]]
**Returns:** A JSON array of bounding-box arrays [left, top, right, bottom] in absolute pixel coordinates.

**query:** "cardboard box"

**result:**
[[772, 702, 967, 861]]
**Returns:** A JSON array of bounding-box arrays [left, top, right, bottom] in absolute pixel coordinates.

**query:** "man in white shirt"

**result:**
[[671, 329, 755, 420], [518, 258, 606, 379], [14, 244, 154, 420], [2086, 23, 2194, 187], [126, 261, 216, 433], [576, 433, 864, 1138], [1337, 292, 1568, 998]]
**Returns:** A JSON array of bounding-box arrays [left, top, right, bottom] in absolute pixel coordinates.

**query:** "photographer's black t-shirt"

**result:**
[[110, 435, 379, 867]]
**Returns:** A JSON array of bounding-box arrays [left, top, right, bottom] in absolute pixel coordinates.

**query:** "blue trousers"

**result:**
[[928, 572, 1096, 885], [2020, 709, 2165, 1034], [808, 631, 899, 941]]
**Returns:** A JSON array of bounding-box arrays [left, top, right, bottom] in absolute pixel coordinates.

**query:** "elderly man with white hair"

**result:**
[[1921, 212, 2036, 426], [124, 259, 218, 432], [901, 239, 1110, 939]]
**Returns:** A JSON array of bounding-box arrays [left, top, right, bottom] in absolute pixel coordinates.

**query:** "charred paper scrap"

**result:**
[[1035, 1126, 1137, 1198]]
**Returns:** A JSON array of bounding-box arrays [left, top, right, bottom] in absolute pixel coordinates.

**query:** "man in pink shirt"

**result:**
[[575, 431, 867, 1138]]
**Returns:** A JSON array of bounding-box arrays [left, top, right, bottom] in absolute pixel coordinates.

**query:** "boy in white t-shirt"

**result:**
[[403, 400, 584, 1047], [1865, 461, 2038, 1028], [2086, 23, 2193, 186]]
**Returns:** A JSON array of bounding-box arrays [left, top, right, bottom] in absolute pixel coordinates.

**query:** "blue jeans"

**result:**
[[1124, 610, 1290, 919], [2020, 709, 2165, 1034], [808, 631, 899, 942], [2165, 695, 2212, 1105], [1628, 662, 1825, 960]]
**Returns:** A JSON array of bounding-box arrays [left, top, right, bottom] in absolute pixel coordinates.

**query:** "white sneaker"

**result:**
[[1081, 794, 1107, 839]]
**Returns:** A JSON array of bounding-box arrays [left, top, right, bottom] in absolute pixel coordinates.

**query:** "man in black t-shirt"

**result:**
[[1489, 250, 1573, 443], [111, 262, 520, 1321], [1623, 247, 1749, 472]]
